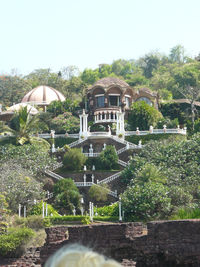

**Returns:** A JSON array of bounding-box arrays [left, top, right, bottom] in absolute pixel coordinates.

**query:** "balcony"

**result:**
[[94, 108, 120, 124]]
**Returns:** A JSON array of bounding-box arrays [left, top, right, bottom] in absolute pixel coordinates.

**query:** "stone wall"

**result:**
[[2, 220, 200, 267]]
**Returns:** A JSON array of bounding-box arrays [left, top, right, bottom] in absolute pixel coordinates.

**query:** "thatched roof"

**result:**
[[88, 77, 131, 92]]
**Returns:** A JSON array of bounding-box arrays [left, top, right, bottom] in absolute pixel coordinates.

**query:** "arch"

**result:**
[[135, 97, 153, 106]]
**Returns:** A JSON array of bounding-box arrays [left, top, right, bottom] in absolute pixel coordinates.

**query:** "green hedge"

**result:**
[[49, 215, 86, 225], [49, 215, 119, 225], [0, 227, 35, 257], [93, 216, 118, 222], [47, 137, 77, 148], [125, 133, 186, 144]]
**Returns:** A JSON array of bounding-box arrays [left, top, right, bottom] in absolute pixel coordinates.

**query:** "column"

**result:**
[[84, 174, 86, 186], [91, 174, 94, 183]]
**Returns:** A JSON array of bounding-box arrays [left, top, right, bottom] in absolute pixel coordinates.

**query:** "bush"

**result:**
[[47, 137, 77, 148], [94, 203, 119, 217], [29, 137, 50, 151], [53, 179, 81, 214], [49, 215, 87, 225], [14, 215, 52, 230], [122, 182, 171, 221], [89, 184, 109, 202], [63, 148, 86, 171], [99, 145, 118, 170], [125, 133, 186, 145], [170, 208, 200, 220], [28, 201, 59, 217], [93, 216, 118, 222], [0, 227, 35, 257], [128, 101, 162, 130]]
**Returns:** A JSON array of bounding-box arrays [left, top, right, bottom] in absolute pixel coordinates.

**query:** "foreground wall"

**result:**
[[1, 220, 200, 267]]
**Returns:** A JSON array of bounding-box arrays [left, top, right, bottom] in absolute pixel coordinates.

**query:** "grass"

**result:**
[[170, 208, 200, 220]]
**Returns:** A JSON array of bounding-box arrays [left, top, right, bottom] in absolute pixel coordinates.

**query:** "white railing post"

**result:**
[[19, 204, 21, 218], [163, 125, 167, 133], [119, 197, 122, 222], [149, 125, 153, 134]]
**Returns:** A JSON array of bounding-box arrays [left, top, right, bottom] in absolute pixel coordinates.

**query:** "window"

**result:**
[[97, 96, 105, 107], [125, 97, 130, 108], [136, 97, 152, 106], [109, 96, 120, 106]]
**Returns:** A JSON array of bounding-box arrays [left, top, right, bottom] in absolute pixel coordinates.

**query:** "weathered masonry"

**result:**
[[1, 220, 200, 267]]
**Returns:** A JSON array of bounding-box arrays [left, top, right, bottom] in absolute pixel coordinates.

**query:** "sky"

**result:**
[[1, 0, 200, 75]]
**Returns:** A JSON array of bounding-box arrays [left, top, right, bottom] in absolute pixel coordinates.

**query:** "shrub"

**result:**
[[0, 227, 35, 257], [93, 216, 118, 222], [14, 215, 52, 230], [28, 201, 59, 217], [53, 179, 81, 214], [89, 184, 109, 202], [49, 215, 86, 225], [99, 145, 118, 170], [125, 133, 186, 145], [63, 148, 86, 171], [128, 101, 162, 130], [94, 203, 119, 217]]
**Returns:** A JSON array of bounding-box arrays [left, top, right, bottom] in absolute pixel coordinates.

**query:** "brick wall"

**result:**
[[2, 220, 200, 267]]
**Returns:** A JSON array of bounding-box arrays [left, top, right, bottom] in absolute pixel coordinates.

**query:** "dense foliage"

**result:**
[[99, 145, 118, 170], [121, 134, 200, 220], [0, 143, 57, 176], [128, 101, 162, 130], [88, 184, 109, 202], [1, 45, 200, 110], [53, 178, 81, 214], [0, 227, 35, 257], [63, 148, 86, 171]]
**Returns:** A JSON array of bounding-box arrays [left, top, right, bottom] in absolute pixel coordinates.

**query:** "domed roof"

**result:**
[[88, 77, 131, 92], [7, 103, 38, 115], [21, 85, 65, 105]]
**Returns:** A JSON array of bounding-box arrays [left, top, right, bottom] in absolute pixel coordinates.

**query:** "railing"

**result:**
[[125, 128, 187, 136], [75, 182, 94, 187], [118, 159, 128, 167], [45, 170, 64, 180], [95, 118, 117, 123], [98, 171, 122, 184], [37, 133, 79, 139], [117, 146, 127, 154], [69, 138, 85, 148], [88, 132, 111, 136], [83, 152, 100, 157], [51, 162, 63, 171], [112, 136, 139, 149]]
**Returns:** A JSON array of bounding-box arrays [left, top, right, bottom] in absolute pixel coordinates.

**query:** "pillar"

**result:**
[[79, 109, 88, 138], [116, 109, 125, 139]]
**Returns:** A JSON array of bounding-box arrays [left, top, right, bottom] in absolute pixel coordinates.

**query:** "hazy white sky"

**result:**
[[1, 0, 200, 75]]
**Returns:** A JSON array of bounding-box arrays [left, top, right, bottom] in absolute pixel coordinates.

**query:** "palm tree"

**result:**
[[3, 106, 39, 145]]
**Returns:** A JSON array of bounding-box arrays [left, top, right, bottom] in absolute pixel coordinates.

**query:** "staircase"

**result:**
[[98, 171, 122, 184], [118, 159, 128, 167]]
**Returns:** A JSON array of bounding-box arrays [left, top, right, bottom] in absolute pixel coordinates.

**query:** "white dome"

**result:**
[[7, 103, 39, 115], [21, 85, 65, 105]]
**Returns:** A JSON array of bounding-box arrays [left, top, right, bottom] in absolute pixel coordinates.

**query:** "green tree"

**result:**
[[128, 101, 162, 130], [169, 45, 186, 64], [8, 106, 39, 145], [63, 148, 86, 171], [81, 68, 99, 84], [0, 162, 44, 212], [0, 75, 32, 108], [51, 112, 79, 133], [47, 100, 65, 116], [89, 184, 109, 202], [53, 178, 81, 214], [99, 145, 118, 170], [122, 182, 171, 221], [139, 53, 162, 78]]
